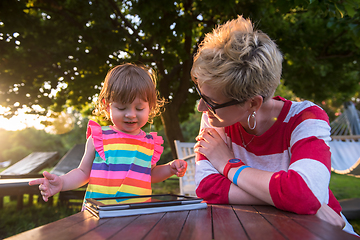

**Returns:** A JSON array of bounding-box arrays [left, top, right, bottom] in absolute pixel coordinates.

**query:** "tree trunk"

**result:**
[[161, 104, 185, 159]]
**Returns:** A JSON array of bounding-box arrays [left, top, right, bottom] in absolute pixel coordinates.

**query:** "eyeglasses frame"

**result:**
[[194, 84, 244, 115]]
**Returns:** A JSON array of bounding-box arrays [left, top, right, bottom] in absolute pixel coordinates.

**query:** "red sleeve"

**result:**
[[196, 173, 231, 204], [328, 190, 342, 215], [270, 170, 321, 214], [269, 104, 336, 215]]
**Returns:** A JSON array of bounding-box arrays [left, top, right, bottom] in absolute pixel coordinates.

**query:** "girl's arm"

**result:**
[[60, 136, 96, 191], [151, 160, 187, 183], [29, 137, 95, 201]]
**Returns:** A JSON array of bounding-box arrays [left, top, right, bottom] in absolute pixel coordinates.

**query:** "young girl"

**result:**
[[30, 63, 187, 202]]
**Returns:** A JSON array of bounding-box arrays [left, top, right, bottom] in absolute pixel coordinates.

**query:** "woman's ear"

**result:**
[[249, 95, 263, 112]]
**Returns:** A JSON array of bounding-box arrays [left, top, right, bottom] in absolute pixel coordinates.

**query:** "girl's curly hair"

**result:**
[[94, 63, 165, 123]]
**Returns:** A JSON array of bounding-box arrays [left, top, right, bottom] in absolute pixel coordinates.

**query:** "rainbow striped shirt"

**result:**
[[84, 120, 163, 200]]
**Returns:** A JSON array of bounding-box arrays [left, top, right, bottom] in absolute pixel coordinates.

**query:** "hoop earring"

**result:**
[[247, 111, 256, 130]]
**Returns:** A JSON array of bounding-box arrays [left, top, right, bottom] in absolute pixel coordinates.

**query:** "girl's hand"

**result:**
[[169, 159, 188, 177], [195, 128, 234, 173], [29, 171, 63, 202]]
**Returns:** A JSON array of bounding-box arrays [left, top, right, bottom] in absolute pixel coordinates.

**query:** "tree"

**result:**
[[1, 0, 360, 157], [271, 4, 360, 106], [0, 127, 66, 164]]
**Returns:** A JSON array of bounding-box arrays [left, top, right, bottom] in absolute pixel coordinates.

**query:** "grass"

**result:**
[[0, 194, 81, 239], [0, 173, 359, 238], [329, 173, 360, 235], [329, 173, 360, 199]]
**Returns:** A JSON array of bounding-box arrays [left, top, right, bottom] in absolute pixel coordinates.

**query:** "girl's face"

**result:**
[[197, 83, 249, 128], [108, 96, 150, 135]]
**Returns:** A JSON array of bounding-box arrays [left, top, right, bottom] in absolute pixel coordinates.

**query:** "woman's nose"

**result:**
[[197, 99, 208, 112]]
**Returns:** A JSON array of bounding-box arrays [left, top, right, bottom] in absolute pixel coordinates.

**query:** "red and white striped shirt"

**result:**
[[195, 96, 341, 215]]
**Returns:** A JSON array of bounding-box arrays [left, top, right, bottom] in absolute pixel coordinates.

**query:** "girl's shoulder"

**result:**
[[148, 132, 164, 165], [87, 120, 103, 139], [148, 132, 164, 145]]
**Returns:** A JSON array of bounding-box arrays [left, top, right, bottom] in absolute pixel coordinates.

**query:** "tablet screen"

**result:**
[[86, 194, 202, 210]]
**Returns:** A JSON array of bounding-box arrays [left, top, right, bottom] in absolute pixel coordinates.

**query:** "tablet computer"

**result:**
[[85, 194, 203, 211]]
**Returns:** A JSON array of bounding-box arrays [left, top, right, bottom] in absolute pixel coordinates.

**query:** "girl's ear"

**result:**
[[104, 99, 110, 112]]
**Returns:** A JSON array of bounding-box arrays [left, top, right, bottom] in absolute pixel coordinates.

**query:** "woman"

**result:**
[[192, 15, 357, 236]]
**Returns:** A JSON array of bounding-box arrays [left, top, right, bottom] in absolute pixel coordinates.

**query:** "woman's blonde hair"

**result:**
[[191, 15, 283, 102], [94, 63, 165, 122]]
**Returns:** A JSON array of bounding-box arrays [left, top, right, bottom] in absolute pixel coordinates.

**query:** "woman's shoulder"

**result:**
[[282, 98, 328, 123]]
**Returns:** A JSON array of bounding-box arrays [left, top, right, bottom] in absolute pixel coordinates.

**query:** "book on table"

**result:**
[[84, 194, 207, 218]]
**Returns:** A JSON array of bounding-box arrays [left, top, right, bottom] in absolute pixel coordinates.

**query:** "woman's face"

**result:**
[[196, 83, 249, 128]]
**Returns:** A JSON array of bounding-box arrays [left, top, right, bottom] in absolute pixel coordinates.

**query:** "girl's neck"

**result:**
[[110, 125, 142, 136]]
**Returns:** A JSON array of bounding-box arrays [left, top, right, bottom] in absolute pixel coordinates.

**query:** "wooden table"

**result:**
[[5, 204, 359, 240]]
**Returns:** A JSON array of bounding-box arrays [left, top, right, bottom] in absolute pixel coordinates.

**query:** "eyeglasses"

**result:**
[[194, 84, 243, 115]]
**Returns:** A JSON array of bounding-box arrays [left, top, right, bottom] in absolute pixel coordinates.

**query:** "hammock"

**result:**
[[328, 137, 360, 176], [329, 101, 360, 177]]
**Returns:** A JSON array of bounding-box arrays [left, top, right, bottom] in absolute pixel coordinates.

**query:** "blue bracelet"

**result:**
[[233, 165, 250, 185]]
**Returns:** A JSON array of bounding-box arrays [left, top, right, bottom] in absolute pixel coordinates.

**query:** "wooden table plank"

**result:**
[[178, 207, 212, 240], [76, 215, 139, 240], [211, 204, 248, 239], [6, 204, 358, 240], [108, 213, 165, 240], [48, 216, 103, 240], [232, 205, 286, 240], [285, 212, 360, 240], [256, 205, 360, 240], [143, 210, 189, 240], [253, 206, 322, 240], [6, 211, 93, 240]]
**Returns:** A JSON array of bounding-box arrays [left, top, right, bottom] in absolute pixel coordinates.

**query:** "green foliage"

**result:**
[[351, 219, 360, 236], [58, 115, 88, 150], [2, 145, 30, 164], [275, 80, 299, 101], [0, 128, 64, 164], [181, 108, 202, 142], [152, 177, 180, 195], [0, 114, 87, 164], [279, 13, 360, 106], [1, 0, 360, 156]]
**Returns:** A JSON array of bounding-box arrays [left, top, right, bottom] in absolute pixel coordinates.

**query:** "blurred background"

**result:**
[[1, 0, 360, 238]]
